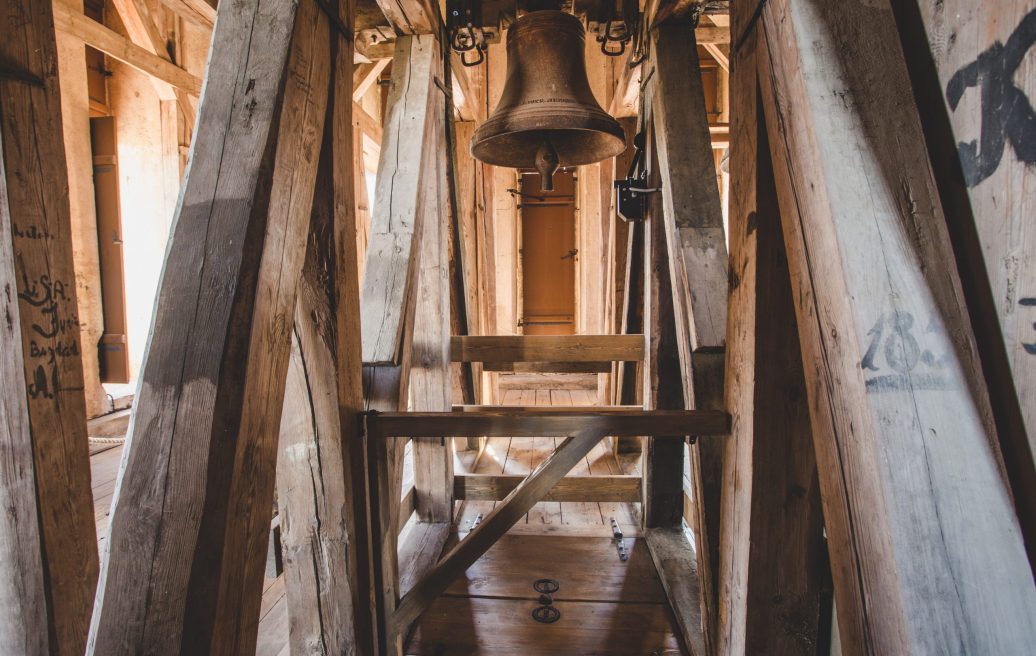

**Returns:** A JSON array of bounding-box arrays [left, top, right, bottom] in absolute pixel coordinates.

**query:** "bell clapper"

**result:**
[[535, 137, 560, 192]]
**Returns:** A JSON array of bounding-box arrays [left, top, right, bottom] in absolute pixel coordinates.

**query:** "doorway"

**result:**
[[519, 170, 577, 335]]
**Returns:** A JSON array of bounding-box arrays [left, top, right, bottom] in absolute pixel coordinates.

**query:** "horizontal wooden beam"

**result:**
[[366, 409, 730, 437], [455, 474, 641, 502], [481, 361, 613, 373], [452, 405, 643, 413], [158, 0, 216, 28], [52, 2, 203, 96], [451, 334, 645, 363]]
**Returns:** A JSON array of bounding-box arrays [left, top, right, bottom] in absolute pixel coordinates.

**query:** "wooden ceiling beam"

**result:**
[[52, 2, 204, 96], [157, 0, 216, 28], [372, 0, 440, 34], [353, 58, 391, 101], [109, 0, 196, 125]]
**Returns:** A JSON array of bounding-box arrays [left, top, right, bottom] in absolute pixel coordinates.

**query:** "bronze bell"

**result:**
[[471, 10, 626, 191]]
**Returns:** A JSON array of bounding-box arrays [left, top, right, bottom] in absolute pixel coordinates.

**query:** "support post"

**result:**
[[275, 1, 376, 650], [757, 0, 1036, 652], [890, 0, 1036, 557], [360, 33, 442, 656], [0, 2, 98, 653], [648, 22, 730, 650], [88, 0, 332, 652], [719, 17, 829, 648]]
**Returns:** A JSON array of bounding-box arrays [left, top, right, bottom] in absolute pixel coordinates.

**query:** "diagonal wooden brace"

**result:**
[[388, 428, 609, 642]]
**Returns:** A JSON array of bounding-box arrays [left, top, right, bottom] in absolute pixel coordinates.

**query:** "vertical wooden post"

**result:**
[[0, 2, 98, 654], [758, 0, 1036, 652], [720, 21, 829, 648], [0, 134, 50, 656], [890, 0, 1036, 555], [275, 0, 375, 650], [412, 53, 454, 523], [641, 92, 686, 530], [360, 34, 442, 656], [649, 22, 730, 650], [88, 0, 333, 652]]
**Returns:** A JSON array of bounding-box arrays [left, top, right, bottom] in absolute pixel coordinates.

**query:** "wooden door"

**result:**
[[520, 170, 576, 335]]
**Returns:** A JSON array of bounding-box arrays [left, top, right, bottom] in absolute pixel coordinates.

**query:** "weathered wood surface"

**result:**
[[275, 4, 375, 650], [0, 2, 98, 653], [89, 0, 332, 652], [361, 35, 443, 656], [367, 410, 730, 438], [649, 23, 730, 650], [361, 35, 439, 365], [721, 52, 828, 651], [451, 334, 645, 363], [158, 0, 217, 28], [411, 79, 454, 523], [455, 473, 642, 502], [372, 0, 439, 35], [758, 0, 1036, 652], [643, 528, 706, 656], [0, 131, 49, 656], [891, 0, 1036, 556], [109, 0, 196, 126], [52, 2, 203, 96]]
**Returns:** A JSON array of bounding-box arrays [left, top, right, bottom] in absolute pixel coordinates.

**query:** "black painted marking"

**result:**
[[945, 8, 1036, 187]]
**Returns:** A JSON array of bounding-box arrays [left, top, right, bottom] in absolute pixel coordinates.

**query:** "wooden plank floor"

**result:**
[[87, 374, 684, 655], [407, 378, 684, 656]]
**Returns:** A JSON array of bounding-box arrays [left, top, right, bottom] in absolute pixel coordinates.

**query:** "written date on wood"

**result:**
[[860, 309, 958, 393]]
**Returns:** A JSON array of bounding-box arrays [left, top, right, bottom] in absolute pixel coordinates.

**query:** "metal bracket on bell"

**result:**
[[447, 0, 487, 66], [597, 19, 631, 56]]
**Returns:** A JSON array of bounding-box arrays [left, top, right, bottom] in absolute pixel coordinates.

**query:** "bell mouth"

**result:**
[[471, 127, 626, 168]]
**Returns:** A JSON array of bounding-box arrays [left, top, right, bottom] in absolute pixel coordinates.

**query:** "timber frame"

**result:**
[[3, 0, 1036, 654]]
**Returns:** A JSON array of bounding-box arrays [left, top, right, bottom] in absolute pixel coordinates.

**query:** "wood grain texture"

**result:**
[[0, 128, 49, 656], [455, 473, 641, 502], [276, 7, 374, 650], [451, 334, 645, 363], [368, 409, 730, 437], [890, 0, 1036, 560], [88, 0, 330, 652], [758, 0, 1036, 652], [0, 2, 98, 653], [361, 35, 444, 656], [411, 75, 454, 523], [52, 2, 203, 96], [361, 35, 438, 364]]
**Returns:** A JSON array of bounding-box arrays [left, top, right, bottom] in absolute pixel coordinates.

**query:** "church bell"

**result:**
[[470, 10, 626, 191]]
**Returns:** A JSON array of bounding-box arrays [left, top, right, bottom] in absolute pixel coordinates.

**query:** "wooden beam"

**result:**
[[757, 0, 1036, 652], [157, 0, 216, 28], [275, 7, 376, 651], [721, 31, 828, 648], [455, 473, 642, 502], [361, 34, 439, 365], [890, 0, 1036, 559], [0, 2, 98, 653], [0, 137, 49, 655], [109, 0, 196, 126], [644, 528, 707, 656], [451, 334, 645, 363], [481, 361, 613, 373], [353, 58, 390, 102], [411, 77, 454, 523], [88, 1, 332, 652], [389, 429, 610, 640], [366, 409, 730, 438], [648, 22, 730, 653], [52, 2, 203, 96], [372, 0, 439, 35], [360, 34, 443, 656]]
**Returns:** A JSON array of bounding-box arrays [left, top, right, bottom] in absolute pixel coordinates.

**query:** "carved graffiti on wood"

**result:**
[[945, 8, 1036, 187]]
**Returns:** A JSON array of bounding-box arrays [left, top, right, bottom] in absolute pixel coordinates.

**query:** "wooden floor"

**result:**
[[88, 374, 685, 655]]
